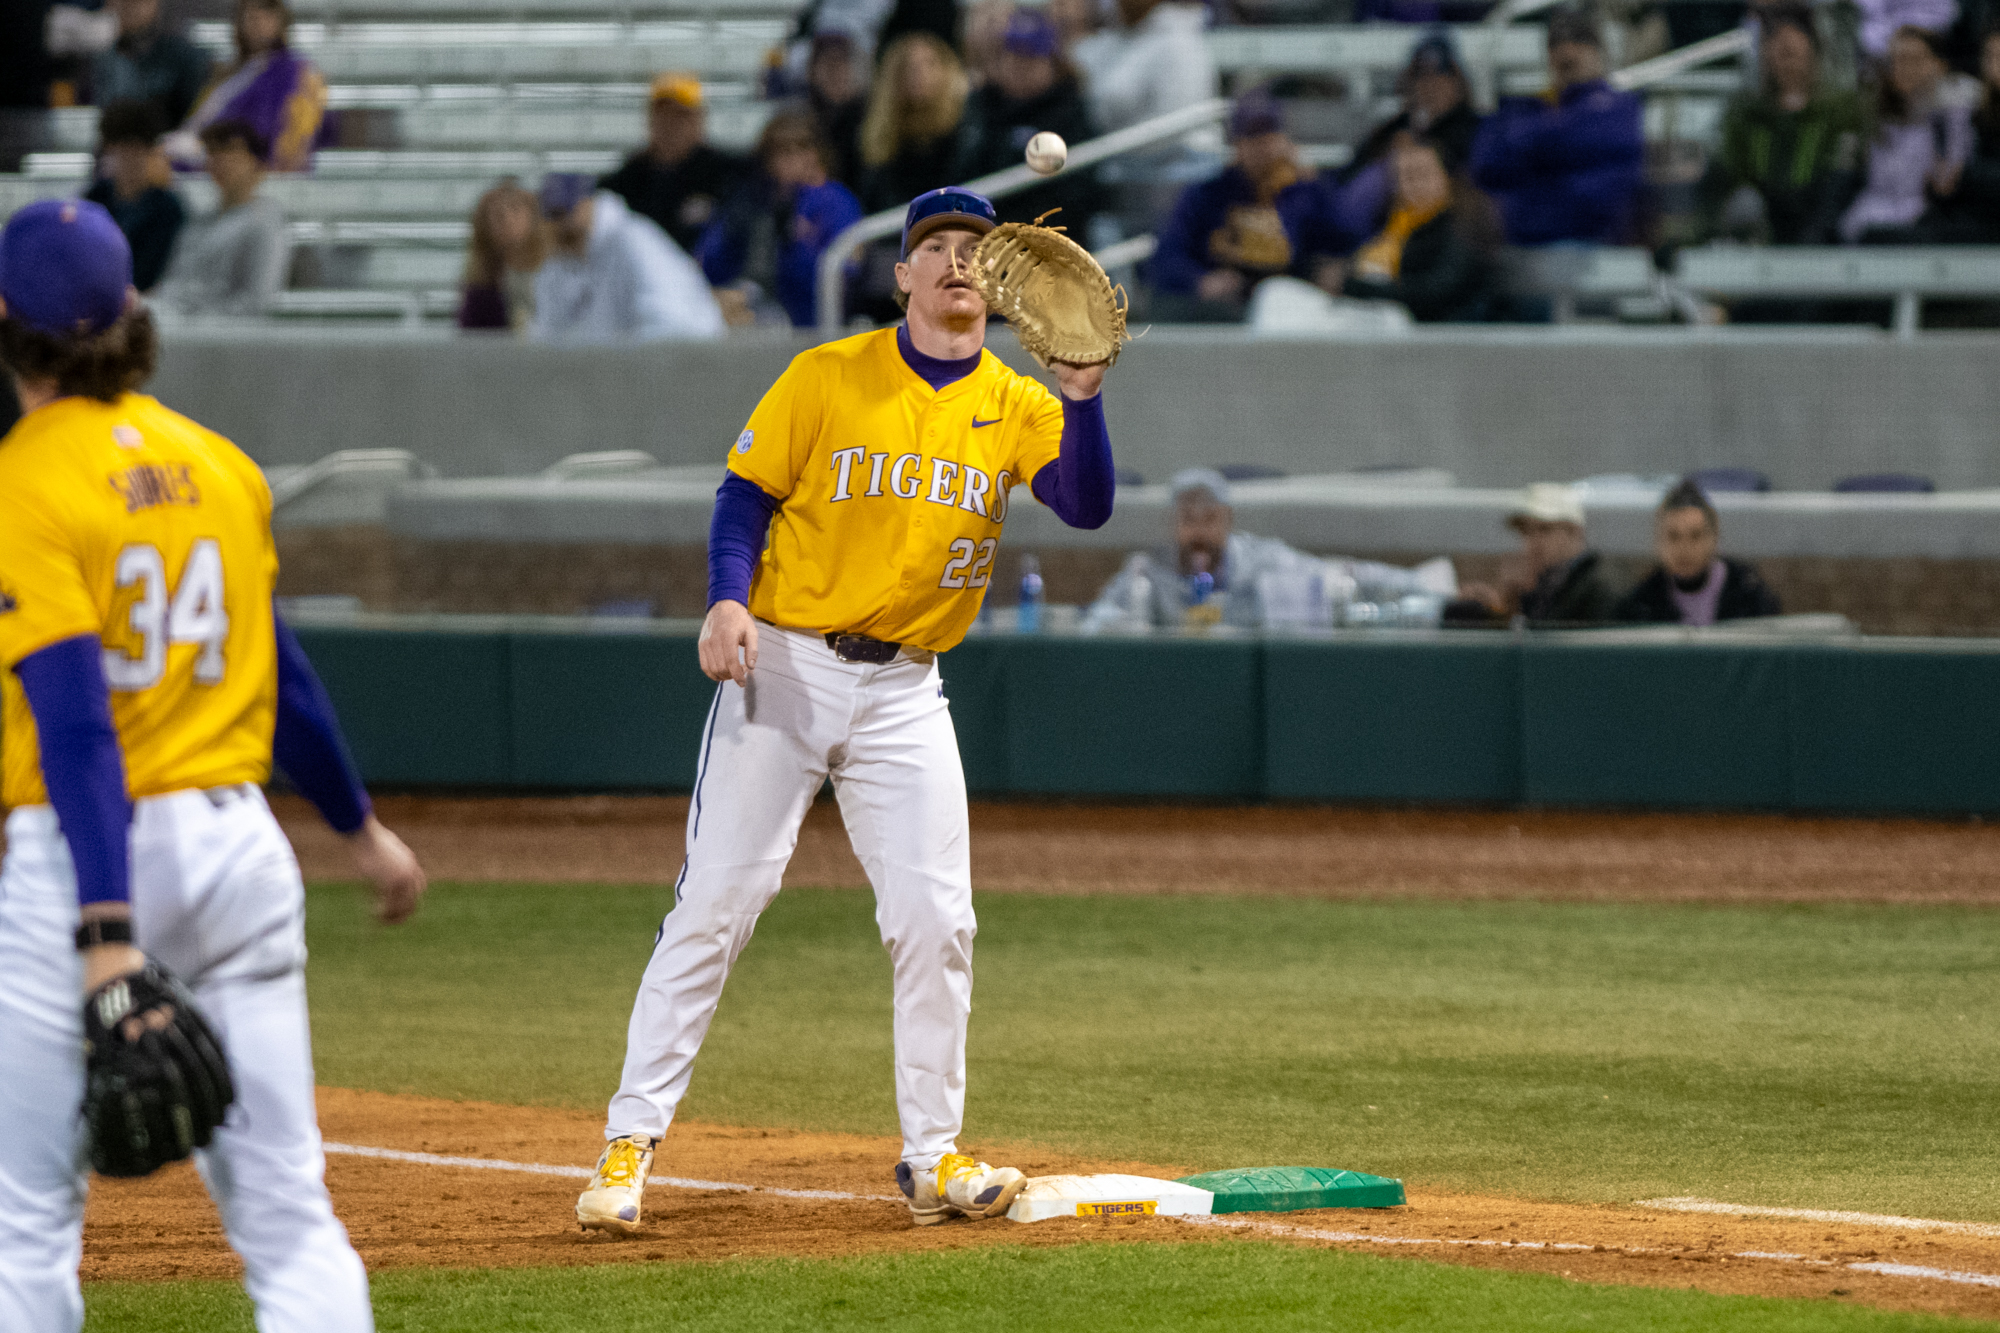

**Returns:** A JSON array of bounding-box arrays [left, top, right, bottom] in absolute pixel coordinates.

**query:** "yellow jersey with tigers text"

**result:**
[[726, 328, 1064, 654], [0, 393, 279, 809]]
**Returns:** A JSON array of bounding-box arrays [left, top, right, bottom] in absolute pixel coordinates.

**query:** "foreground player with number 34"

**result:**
[[577, 187, 1118, 1231], [0, 201, 427, 1333]]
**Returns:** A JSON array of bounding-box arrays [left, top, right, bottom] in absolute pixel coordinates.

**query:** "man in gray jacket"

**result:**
[[1083, 468, 1456, 631], [530, 173, 725, 343]]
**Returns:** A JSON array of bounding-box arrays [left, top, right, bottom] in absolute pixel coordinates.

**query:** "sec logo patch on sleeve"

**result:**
[[735, 430, 754, 454]]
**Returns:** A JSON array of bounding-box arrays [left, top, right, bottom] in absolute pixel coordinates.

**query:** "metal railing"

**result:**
[[814, 98, 1229, 339], [1610, 28, 1753, 91]]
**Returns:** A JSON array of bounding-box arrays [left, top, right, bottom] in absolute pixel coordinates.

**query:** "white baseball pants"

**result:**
[[607, 625, 975, 1168], [0, 788, 371, 1333]]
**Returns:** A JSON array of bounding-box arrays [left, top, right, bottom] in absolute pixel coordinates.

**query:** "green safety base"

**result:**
[[1176, 1166, 1407, 1213]]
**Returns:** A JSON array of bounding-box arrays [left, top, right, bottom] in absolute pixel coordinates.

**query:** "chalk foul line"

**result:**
[[321, 1141, 900, 1202], [1177, 1215, 2000, 1290], [319, 1142, 2000, 1291], [1636, 1197, 2000, 1241]]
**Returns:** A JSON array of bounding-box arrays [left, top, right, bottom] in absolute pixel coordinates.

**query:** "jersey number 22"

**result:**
[[105, 540, 230, 691]]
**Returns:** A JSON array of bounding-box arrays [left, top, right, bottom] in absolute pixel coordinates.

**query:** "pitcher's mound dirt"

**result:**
[[274, 796, 2000, 904], [83, 1088, 2000, 1322]]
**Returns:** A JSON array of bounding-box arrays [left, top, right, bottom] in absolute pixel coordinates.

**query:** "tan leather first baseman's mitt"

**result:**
[[967, 218, 1129, 369]]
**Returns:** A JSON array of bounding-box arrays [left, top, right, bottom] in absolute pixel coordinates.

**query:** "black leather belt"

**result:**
[[825, 632, 903, 664]]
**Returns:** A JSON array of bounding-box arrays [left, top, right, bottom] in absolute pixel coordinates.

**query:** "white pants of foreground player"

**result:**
[[608, 625, 974, 1168], [0, 788, 371, 1333]]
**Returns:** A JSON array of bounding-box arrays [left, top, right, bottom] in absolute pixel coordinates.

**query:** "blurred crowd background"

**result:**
[[7, 0, 2000, 333]]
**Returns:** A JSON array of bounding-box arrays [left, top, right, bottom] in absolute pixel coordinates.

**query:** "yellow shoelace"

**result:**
[[596, 1138, 649, 1189], [935, 1152, 978, 1186]]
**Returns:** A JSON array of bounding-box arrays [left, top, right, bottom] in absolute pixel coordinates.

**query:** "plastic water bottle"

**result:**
[[1017, 554, 1044, 634], [1128, 566, 1154, 631]]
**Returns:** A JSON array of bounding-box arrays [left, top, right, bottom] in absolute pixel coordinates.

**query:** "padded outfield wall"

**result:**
[[291, 620, 2000, 815], [155, 327, 2000, 491]]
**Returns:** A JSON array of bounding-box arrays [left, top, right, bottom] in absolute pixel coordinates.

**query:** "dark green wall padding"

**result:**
[[291, 624, 2000, 814]]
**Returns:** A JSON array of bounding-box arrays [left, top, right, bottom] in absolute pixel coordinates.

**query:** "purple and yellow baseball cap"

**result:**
[[900, 187, 997, 257], [0, 199, 133, 337]]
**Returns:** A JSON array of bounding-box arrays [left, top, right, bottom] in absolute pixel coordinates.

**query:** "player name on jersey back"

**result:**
[[0, 394, 280, 808], [727, 329, 1066, 655]]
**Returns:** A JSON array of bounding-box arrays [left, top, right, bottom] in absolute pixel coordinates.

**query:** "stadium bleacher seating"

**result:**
[[6, 1, 1999, 329], [0, 4, 1761, 323]]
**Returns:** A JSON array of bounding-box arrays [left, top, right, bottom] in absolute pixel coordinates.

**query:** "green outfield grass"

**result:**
[[82, 1241, 1991, 1333], [300, 880, 2000, 1222]]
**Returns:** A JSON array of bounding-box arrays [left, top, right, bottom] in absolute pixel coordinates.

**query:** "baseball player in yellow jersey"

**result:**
[[0, 200, 427, 1332], [576, 187, 1116, 1232]]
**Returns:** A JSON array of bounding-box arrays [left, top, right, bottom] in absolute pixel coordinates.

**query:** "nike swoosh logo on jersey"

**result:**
[[971, 417, 1002, 428]]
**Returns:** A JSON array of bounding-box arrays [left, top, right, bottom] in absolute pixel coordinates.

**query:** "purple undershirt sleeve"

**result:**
[[15, 635, 133, 907], [273, 607, 372, 834], [1030, 392, 1115, 530], [708, 473, 781, 608]]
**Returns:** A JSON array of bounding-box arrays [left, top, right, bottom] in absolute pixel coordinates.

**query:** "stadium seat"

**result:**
[[1689, 468, 1772, 493], [1832, 474, 1937, 494]]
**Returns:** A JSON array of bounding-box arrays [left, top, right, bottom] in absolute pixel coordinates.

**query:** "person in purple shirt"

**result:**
[[169, 0, 328, 172], [1469, 9, 1645, 246], [696, 110, 864, 328], [1150, 88, 1353, 321]]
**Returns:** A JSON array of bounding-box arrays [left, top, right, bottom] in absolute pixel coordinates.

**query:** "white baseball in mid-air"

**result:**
[[1024, 131, 1067, 175]]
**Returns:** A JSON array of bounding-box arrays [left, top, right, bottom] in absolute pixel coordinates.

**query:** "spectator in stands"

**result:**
[[1615, 479, 1783, 625], [601, 74, 750, 256], [92, 0, 210, 129], [1841, 26, 1976, 241], [1073, 0, 1218, 135], [805, 32, 868, 188], [1927, 26, 2000, 240], [1855, 0, 1959, 60], [1469, 10, 1645, 246], [529, 172, 725, 343], [859, 33, 971, 211], [1084, 469, 1456, 630], [1705, 7, 1866, 245], [1335, 136, 1501, 322], [1150, 90, 1349, 321], [153, 119, 290, 316], [1335, 32, 1483, 240], [458, 180, 547, 333], [957, 11, 1099, 225], [697, 111, 864, 327], [1449, 483, 1618, 626], [84, 99, 184, 292], [171, 0, 327, 172]]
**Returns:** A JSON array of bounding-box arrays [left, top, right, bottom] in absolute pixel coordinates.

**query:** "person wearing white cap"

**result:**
[[1084, 468, 1455, 630], [1451, 481, 1618, 626]]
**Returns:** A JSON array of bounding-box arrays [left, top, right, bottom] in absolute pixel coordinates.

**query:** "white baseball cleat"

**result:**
[[897, 1153, 1027, 1225], [577, 1133, 656, 1234]]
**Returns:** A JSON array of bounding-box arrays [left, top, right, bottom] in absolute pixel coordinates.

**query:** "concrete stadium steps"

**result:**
[[1207, 24, 1545, 76], [380, 97, 771, 151], [287, 0, 799, 16], [187, 20, 788, 81]]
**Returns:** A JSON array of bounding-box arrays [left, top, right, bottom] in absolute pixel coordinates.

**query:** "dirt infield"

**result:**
[[81, 1088, 2000, 1320], [276, 794, 2000, 904]]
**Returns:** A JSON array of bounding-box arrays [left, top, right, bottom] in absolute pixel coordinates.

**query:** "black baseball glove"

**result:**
[[82, 961, 235, 1178]]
